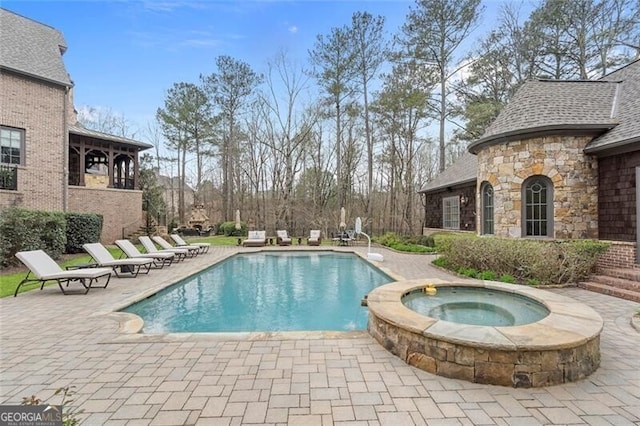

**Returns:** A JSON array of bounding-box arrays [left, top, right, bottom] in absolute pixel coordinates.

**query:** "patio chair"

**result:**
[[115, 239, 175, 268], [14, 250, 112, 296], [152, 235, 199, 257], [276, 230, 292, 246], [83, 242, 154, 278], [170, 233, 210, 254], [243, 230, 266, 247], [139, 236, 189, 261], [308, 230, 322, 246]]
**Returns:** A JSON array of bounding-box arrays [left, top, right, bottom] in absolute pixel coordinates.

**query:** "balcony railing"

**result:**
[[0, 164, 17, 190]]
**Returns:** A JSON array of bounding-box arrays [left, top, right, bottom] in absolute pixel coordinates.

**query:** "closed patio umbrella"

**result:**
[[235, 210, 241, 230], [339, 207, 346, 230]]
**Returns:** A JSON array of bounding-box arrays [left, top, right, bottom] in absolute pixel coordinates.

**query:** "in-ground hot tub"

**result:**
[[366, 279, 603, 388]]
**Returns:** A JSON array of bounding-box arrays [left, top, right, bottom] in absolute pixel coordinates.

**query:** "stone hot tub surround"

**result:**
[[367, 279, 603, 388]]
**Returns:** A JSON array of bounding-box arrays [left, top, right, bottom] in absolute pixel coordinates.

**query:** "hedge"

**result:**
[[65, 213, 103, 253], [0, 208, 66, 267], [434, 234, 610, 285], [0, 209, 104, 266]]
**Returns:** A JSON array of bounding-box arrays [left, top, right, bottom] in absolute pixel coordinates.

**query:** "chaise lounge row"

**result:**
[[242, 230, 322, 247], [13, 234, 211, 297]]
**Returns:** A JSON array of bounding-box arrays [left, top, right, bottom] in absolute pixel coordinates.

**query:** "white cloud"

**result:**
[[288, 25, 298, 34]]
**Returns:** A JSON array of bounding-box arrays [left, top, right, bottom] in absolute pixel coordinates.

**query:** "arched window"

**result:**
[[522, 175, 553, 237], [481, 182, 494, 235]]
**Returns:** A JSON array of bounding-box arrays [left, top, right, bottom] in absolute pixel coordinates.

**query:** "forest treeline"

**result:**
[[82, 0, 639, 237]]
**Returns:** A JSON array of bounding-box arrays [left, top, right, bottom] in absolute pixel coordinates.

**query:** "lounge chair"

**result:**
[[115, 239, 175, 268], [308, 230, 322, 246], [14, 250, 112, 296], [83, 243, 154, 278], [243, 230, 266, 247], [170, 233, 210, 254], [138, 236, 189, 261], [276, 230, 292, 246], [152, 235, 199, 257]]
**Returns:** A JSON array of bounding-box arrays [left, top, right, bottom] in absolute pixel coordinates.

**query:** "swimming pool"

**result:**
[[122, 251, 392, 333]]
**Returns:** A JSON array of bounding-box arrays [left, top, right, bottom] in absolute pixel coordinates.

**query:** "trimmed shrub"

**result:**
[[436, 234, 609, 285], [375, 232, 437, 253], [0, 208, 66, 267], [414, 235, 435, 247], [218, 221, 246, 237], [65, 213, 103, 253]]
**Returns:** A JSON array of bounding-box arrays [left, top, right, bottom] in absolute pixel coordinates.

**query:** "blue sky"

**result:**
[[3, 0, 511, 134]]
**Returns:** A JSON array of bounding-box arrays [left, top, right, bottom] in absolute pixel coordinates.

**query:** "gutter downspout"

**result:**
[[636, 166, 639, 264], [62, 85, 70, 212]]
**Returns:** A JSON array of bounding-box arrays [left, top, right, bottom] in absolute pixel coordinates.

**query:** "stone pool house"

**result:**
[[0, 8, 152, 243], [420, 60, 640, 300]]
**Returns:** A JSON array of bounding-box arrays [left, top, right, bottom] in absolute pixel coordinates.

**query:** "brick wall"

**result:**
[[424, 183, 476, 231], [598, 152, 640, 241], [596, 241, 639, 270], [0, 72, 67, 211], [68, 186, 143, 244]]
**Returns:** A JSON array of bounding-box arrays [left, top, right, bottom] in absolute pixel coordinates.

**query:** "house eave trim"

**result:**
[[584, 137, 640, 156], [468, 124, 617, 154], [0, 65, 73, 88], [419, 177, 477, 194]]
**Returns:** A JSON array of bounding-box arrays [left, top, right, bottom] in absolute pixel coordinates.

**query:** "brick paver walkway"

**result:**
[[1, 245, 638, 425]]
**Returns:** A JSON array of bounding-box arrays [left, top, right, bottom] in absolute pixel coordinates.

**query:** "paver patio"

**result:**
[[1, 245, 638, 425]]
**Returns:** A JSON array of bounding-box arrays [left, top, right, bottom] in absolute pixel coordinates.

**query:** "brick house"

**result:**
[[0, 8, 151, 243], [420, 60, 639, 270]]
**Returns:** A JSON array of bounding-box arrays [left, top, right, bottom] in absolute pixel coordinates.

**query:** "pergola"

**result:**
[[68, 125, 152, 189]]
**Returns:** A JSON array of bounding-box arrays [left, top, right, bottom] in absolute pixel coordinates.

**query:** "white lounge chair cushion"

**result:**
[[116, 240, 175, 259], [83, 243, 154, 267], [15, 250, 112, 280], [170, 234, 210, 248]]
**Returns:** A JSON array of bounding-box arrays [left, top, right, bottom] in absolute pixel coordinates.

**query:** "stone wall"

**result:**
[[476, 135, 598, 239], [598, 151, 640, 241], [68, 186, 143, 244], [0, 72, 67, 211]]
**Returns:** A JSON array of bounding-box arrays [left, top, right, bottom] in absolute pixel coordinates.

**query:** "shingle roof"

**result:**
[[586, 60, 640, 153], [419, 152, 477, 192], [423, 60, 639, 194], [468, 79, 619, 153], [69, 124, 153, 150], [0, 8, 72, 86]]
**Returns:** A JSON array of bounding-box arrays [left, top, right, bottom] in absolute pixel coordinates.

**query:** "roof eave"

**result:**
[[419, 177, 477, 194], [69, 126, 153, 150], [0, 65, 72, 88], [584, 136, 640, 156], [468, 124, 617, 154]]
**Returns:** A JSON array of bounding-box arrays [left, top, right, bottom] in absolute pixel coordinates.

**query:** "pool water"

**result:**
[[402, 286, 550, 326], [122, 252, 392, 333]]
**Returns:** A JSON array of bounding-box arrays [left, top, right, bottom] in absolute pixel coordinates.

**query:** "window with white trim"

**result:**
[[0, 127, 24, 165], [443, 196, 460, 229]]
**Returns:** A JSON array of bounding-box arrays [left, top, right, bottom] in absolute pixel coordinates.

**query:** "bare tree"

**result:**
[[350, 11, 388, 216], [201, 56, 262, 221], [398, 0, 484, 172], [309, 25, 358, 208]]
